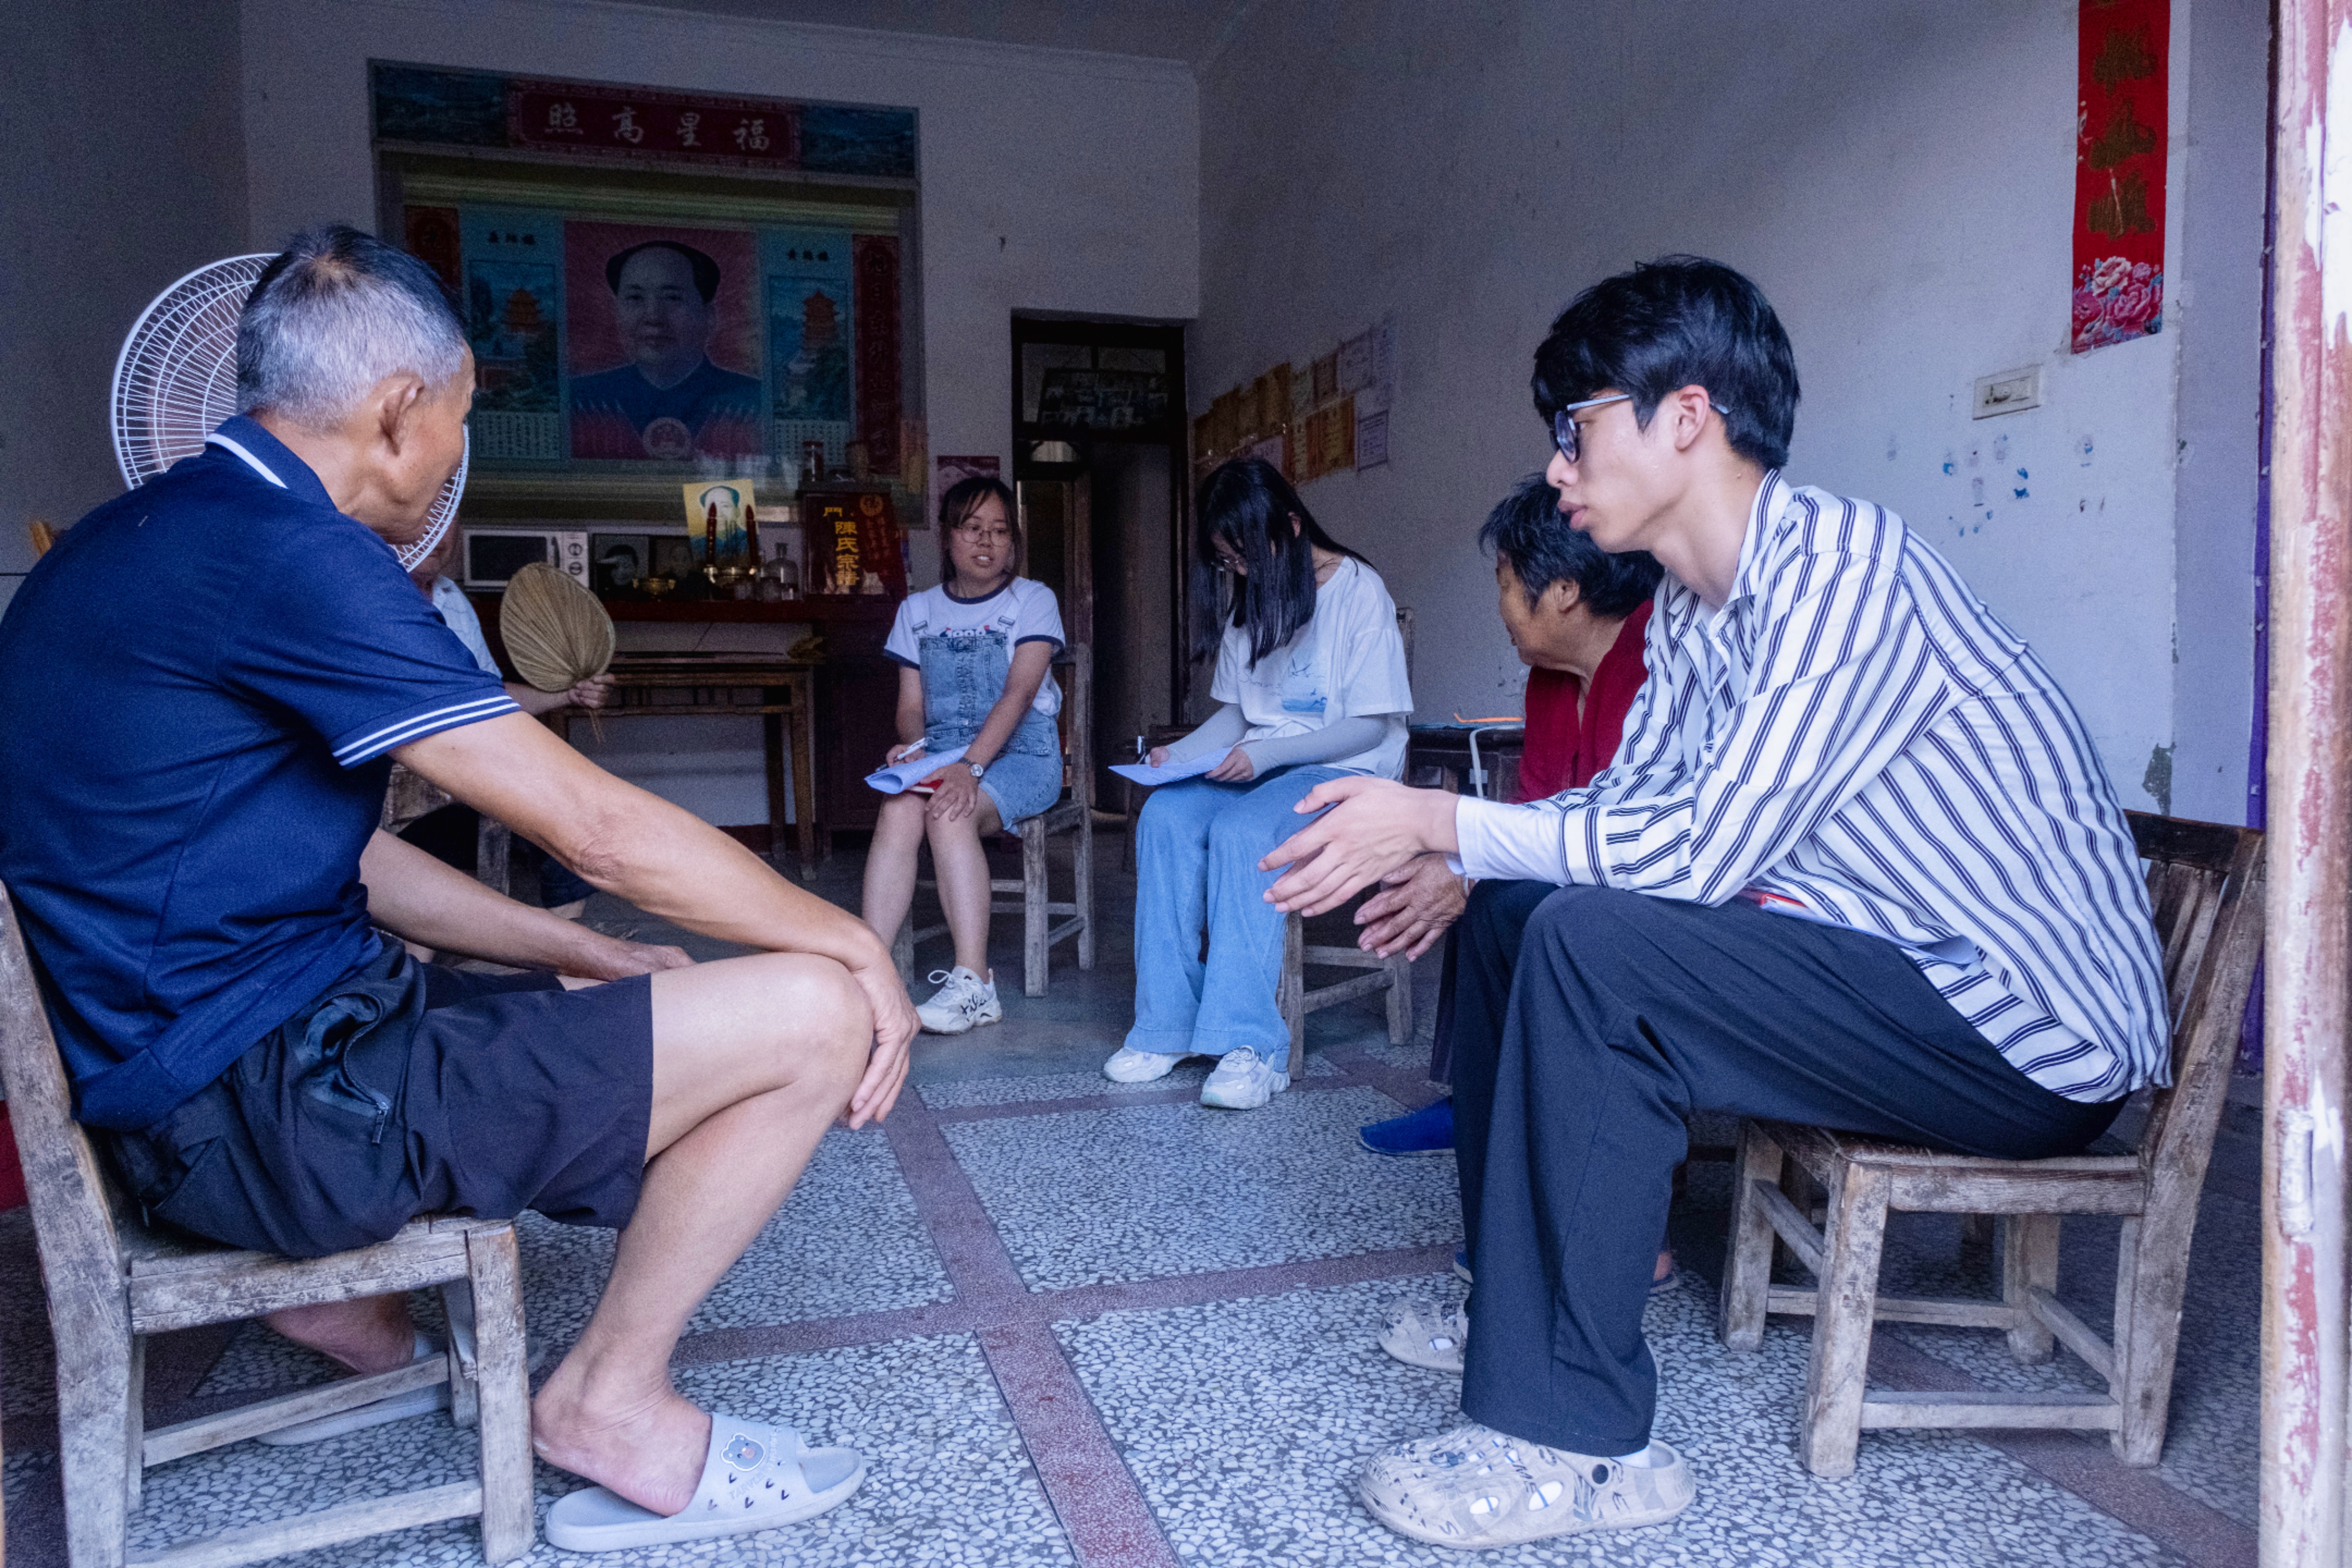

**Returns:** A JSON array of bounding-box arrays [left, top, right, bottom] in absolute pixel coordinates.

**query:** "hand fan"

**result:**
[[500, 562, 616, 695], [109, 253, 469, 570]]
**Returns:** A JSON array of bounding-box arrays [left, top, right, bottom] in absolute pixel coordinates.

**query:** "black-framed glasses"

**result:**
[[1550, 393, 1730, 464], [952, 522, 1013, 544]]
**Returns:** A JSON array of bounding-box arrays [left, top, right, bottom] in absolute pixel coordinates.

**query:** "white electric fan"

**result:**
[[109, 253, 469, 570]]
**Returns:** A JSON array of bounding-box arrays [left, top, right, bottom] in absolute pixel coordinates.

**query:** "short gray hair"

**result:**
[[235, 224, 468, 430]]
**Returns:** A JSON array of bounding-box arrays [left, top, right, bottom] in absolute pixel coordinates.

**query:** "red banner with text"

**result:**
[[2072, 0, 2169, 352]]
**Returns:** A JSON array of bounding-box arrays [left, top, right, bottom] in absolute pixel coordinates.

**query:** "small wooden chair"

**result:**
[[0, 880, 536, 1567], [893, 644, 1095, 997], [1717, 812, 2264, 1476]]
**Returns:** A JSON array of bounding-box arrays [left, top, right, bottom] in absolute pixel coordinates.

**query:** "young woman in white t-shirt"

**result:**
[[861, 478, 1067, 1034], [1104, 457, 1412, 1107]]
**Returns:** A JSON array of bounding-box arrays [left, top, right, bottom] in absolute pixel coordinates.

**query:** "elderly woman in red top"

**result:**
[[1357, 471, 1660, 1149]]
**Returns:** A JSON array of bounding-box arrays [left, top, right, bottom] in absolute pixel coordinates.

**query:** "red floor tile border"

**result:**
[[1866, 1334, 2257, 1567], [1322, 1043, 1446, 1113], [980, 1320, 1182, 1568]]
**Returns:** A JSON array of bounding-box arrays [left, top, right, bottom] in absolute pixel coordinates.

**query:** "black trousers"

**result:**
[[1447, 880, 2123, 1455]]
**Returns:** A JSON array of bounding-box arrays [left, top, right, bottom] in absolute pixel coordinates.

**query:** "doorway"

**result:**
[[1009, 316, 1190, 804]]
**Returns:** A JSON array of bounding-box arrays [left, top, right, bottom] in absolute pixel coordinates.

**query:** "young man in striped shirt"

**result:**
[[1263, 256, 2165, 1550]]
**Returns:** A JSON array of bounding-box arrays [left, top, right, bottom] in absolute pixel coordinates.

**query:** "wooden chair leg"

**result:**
[[2110, 1214, 2190, 1465], [1281, 913, 1306, 1080], [1022, 822, 1049, 998], [1074, 815, 1095, 971], [1797, 1162, 1890, 1478], [1718, 1121, 1784, 1352], [1959, 1213, 1996, 1250], [441, 1279, 481, 1430], [2001, 1214, 2061, 1364], [124, 1333, 145, 1514], [1383, 950, 1413, 1044], [55, 1326, 135, 1568], [467, 1225, 536, 1565]]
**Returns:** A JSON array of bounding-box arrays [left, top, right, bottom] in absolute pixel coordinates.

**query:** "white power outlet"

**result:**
[[1972, 365, 2042, 419]]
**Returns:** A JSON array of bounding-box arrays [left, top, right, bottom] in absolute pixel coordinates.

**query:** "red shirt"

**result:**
[[1515, 599, 1652, 802]]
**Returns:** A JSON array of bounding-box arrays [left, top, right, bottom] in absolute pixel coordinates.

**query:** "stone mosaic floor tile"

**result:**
[[945, 1086, 1458, 1290], [1058, 1274, 2186, 1568], [919, 1050, 1338, 1110], [196, 1126, 947, 1396], [124, 1335, 1070, 1568]]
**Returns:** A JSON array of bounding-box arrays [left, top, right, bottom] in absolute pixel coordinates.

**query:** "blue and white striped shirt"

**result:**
[[1455, 472, 2165, 1102]]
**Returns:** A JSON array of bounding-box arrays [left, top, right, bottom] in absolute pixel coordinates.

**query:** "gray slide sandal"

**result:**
[[545, 1412, 866, 1554]]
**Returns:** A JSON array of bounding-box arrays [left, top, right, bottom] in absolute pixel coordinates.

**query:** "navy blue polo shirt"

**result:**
[[0, 418, 519, 1130]]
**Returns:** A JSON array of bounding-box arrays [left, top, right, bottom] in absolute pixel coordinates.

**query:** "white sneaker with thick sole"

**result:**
[[1199, 1048, 1288, 1109], [1102, 1045, 1187, 1083], [915, 967, 1001, 1035]]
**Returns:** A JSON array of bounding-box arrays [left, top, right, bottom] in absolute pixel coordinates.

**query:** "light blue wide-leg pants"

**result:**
[[1123, 765, 1347, 1066]]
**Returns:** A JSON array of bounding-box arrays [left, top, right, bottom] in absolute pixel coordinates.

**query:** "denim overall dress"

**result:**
[[918, 627, 1063, 825]]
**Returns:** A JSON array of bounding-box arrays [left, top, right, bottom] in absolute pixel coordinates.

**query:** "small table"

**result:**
[[548, 654, 821, 879], [1406, 724, 1527, 802]]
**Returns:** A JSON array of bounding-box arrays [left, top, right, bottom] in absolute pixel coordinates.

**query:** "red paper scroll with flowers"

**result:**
[[2072, 0, 2169, 353]]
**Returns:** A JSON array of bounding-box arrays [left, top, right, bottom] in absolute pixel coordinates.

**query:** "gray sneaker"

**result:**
[[1199, 1048, 1288, 1109], [1357, 1423, 1693, 1548], [915, 967, 1001, 1034]]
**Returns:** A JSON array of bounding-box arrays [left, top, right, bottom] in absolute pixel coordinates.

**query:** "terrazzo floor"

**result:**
[[0, 836, 2262, 1567]]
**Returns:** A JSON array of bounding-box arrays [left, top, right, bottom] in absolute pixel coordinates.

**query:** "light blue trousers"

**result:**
[[1124, 766, 1347, 1065]]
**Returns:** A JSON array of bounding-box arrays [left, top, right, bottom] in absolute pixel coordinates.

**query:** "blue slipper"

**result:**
[[1360, 1098, 1455, 1157]]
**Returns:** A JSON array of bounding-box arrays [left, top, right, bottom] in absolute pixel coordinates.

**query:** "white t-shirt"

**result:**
[[884, 577, 1066, 716], [1211, 555, 1411, 778], [430, 575, 502, 678]]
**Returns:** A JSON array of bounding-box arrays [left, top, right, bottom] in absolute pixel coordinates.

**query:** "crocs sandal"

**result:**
[[1357, 1423, 1695, 1548], [545, 1412, 865, 1554], [1379, 1300, 1468, 1373]]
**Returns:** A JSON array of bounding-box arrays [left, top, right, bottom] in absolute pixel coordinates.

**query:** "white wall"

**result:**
[[237, 0, 1200, 822], [0, 0, 250, 602], [1195, 0, 2270, 819]]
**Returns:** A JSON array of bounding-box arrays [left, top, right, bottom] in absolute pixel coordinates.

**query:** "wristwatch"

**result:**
[[964, 759, 988, 781]]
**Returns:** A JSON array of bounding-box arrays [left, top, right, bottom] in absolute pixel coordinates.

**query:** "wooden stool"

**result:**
[[1717, 812, 2264, 1475], [1277, 910, 1414, 1079], [0, 880, 536, 1567]]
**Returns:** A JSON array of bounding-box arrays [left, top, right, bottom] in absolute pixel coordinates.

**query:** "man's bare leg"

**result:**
[[527, 950, 870, 1514], [266, 1293, 416, 1374]]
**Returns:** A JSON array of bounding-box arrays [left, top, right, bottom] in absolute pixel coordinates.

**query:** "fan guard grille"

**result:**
[[109, 253, 469, 571]]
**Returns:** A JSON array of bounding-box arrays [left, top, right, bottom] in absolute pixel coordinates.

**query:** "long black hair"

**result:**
[[1194, 457, 1364, 664], [937, 475, 1020, 586]]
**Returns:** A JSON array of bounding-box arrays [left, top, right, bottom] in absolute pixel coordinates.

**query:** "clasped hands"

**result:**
[[1257, 778, 1463, 957]]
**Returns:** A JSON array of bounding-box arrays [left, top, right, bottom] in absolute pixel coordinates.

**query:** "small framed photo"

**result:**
[[648, 536, 698, 582]]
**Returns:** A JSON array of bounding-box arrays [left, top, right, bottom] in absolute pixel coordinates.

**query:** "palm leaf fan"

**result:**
[[501, 562, 615, 697]]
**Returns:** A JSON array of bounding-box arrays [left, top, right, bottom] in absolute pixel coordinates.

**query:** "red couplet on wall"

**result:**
[[2072, 0, 2170, 353], [0, 1103, 26, 1211]]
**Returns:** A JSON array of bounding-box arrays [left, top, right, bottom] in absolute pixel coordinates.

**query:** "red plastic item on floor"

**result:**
[[0, 1101, 27, 1210]]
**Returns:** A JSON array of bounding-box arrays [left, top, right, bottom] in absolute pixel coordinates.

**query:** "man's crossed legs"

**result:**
[[1358, 881, 2119, 1548]]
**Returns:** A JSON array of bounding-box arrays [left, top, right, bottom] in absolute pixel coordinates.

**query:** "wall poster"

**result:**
[[2072, 0, 2168, 353]]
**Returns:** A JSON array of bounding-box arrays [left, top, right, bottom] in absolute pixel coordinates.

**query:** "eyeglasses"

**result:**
[[952, 523, 1013, 544], [1550, 393, 1731, 465]]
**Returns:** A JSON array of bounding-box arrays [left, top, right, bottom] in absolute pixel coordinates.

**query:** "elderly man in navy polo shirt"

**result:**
[[0, 225, 915, 1551]]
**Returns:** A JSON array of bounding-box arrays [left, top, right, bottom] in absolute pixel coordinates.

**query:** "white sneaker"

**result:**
[[1200, 1048, 1288, 1109], [1102, 1044, 1186, 1083], [916, 967, 1001, 1035]]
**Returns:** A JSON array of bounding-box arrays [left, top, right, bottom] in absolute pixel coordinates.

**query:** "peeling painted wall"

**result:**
[[1196, 0, 2269, 818]]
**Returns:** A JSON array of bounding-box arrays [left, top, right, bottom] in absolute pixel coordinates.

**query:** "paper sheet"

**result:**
[[865, 744, 969, 794], [1109, 747, 1233, 787]]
